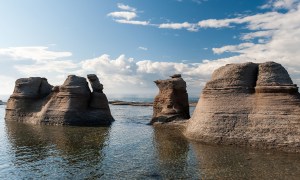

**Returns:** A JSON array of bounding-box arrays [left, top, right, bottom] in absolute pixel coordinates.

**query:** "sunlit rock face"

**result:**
[[185, 62, 300, 152], [151, 74, 190, 124], [5, 74, 114, 126]]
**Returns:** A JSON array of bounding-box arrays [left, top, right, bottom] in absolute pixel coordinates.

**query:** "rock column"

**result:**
[[151, 74, 190, 124]]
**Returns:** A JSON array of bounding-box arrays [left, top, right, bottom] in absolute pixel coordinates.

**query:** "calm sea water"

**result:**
[[0, 99, 300, 179]]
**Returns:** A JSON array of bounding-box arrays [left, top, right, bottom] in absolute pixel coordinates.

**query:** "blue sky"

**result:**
[[1, 0, 300, 98]]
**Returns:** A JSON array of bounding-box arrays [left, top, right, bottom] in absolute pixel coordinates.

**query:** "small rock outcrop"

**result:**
[[185, 62, 300, 152], [5, 74, 114, 126], [151, 74, 190, 124]]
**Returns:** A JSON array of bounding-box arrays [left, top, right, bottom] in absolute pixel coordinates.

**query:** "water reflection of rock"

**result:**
[[191, 142, 300, 179], [153, 125, 199, 179], [5, 121, 110, 178]]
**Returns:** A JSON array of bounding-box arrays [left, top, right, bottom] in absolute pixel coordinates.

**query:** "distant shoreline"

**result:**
[[0, 100, 6, 105], [0, 100, 197, 107], [109, 100, 197, 107]]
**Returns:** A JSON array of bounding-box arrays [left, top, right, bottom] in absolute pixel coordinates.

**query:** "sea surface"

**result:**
[[0, 97, 300, 179]]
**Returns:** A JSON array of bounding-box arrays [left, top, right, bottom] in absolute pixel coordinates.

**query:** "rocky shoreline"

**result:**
[[109, 100, 197, 107]]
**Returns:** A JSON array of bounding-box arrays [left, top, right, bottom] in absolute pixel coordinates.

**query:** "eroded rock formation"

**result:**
[[5, 74, 114, 126], [151, 74, 190, 124], [185, 62, 300, 152]]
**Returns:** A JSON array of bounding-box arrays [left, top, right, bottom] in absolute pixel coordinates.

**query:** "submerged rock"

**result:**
[[5, 74, 114, 126], [185, 61, 300, 152], [151, 74, 190, 124]]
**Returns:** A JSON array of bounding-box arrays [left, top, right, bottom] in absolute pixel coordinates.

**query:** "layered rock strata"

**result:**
[[185, 62, 300, 152], [151, 74, 190, 124], [5, 74, 114, 126]]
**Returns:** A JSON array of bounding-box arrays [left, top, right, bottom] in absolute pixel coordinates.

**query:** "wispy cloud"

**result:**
[[159, 22, 199, 32], [14, 60, 78, 76], [212, 43, 255, 54], [115, 19, 149, 25], [0, 46, 72, 61], [108, 4, 198, 31], [138, 46, 148, 51], [240, 30, 274, 40], [176, 0, 208, 4], [260, 0, 299, 9], [107, 11, 137, 20], [198, 18, 236, 28], [117, 3, 136, 12], [192, 0, 208, 5], [197, 12, 283, 29], [107, 4, 150, 26]]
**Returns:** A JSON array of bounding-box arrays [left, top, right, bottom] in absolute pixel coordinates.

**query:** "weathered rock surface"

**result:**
[[185, 62, 300, 152], [151, 74, 190, 124], [5, 74, 114, 126]]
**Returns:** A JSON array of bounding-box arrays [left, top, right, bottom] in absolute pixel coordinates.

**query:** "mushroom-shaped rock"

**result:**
[[151, 74, 190, 124], [185, 61, 300, 152], [5, 75, 114, 126]]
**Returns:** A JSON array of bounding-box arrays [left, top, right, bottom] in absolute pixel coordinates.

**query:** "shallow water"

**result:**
[[0, 104, 300, 179]]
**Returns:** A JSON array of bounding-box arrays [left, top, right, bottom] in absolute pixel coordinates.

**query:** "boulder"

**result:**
[[185, 61, 300, 152], [151, 74, 190, 124], [5, 75, 114, 126]]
